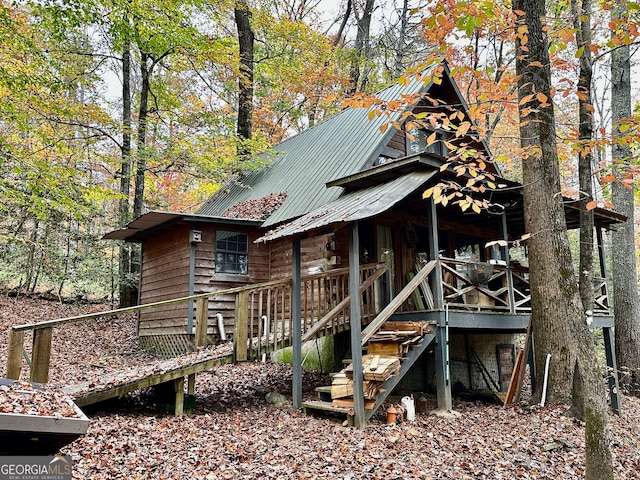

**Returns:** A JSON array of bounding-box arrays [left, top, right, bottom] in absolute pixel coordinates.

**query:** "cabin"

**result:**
[[105, 63, 624, 425]]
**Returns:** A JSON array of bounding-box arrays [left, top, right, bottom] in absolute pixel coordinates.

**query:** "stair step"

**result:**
[[302, 400, 354, 426], [315, 385, 332, 402], [303, 400, 350, 414]]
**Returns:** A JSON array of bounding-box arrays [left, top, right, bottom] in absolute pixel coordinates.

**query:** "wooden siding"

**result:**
[[138, 227, 190, 337], [191, 223, 270, 341]]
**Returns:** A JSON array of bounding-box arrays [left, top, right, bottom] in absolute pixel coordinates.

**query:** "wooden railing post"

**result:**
[[30, 327, 53, 383], [6, 328, 24, 380], [194, 297, 209, 347], [234, 291, 249, 362]]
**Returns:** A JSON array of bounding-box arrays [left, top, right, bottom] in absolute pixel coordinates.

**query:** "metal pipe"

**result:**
[[540, 353, 551, 407], [216, 312, 226, 341]]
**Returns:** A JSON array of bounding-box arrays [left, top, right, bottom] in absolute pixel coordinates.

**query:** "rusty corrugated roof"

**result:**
[[256, 169, 437, 243]]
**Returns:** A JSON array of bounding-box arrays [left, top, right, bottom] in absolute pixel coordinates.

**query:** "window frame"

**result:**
[[215, 230, 249, 276]]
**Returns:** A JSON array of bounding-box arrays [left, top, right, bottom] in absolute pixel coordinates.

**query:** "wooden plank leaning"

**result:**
[[361, 260, 437, 346]]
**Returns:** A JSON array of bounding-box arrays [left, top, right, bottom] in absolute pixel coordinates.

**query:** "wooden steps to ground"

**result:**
[[303, 320, 436, 422]]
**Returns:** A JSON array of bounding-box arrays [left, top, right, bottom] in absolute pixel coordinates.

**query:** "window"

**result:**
[[215, 231, 248, 275], [407, 128, 447, 157]]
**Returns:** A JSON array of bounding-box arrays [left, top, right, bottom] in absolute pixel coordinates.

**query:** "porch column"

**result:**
[[500, 211, 516, 313], [435, 311, 452, 411], [292, 239, 302, 409], [349, 222, 366, 428], [426, 197, 443, 309], [427, 197, 451, 411]]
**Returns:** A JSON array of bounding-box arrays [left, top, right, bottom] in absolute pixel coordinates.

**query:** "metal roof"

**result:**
[[256, 169, 437, 243], [198, 70, 437, 228], [103, 211, 261, 242]]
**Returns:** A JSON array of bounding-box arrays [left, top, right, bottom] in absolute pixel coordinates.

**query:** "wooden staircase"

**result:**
[[302, 320, 436, 424]]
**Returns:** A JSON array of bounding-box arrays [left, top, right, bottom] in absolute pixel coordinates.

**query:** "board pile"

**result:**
[[329, 321, 433, 409]]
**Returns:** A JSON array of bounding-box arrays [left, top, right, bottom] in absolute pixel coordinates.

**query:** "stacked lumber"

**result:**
[[330, 354, 399, 409], [329, 321, 433, 410], [330, 372, 380, 400], [368, 321, 433, 357]]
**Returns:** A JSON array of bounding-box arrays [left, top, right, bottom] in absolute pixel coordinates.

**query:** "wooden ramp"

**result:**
[[63, 350, 234, 414]]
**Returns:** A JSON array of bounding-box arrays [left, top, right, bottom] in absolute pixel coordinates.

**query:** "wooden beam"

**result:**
[[435, 320, 452, 410], [6, 329, 24, 380], [195, 297, 208, 347], [426, 197, 444, 309], [234, 291, 249, 362], [30, 327, 53, 384], [174, 377, 185, 416], [292, 239, 302, 409], [349, 224, 365, 428]]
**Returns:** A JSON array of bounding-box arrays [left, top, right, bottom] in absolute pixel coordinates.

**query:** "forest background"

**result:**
[[0, 0, 638, 303]]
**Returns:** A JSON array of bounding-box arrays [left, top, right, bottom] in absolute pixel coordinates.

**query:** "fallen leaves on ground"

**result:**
[[2, 295, 640, 479]]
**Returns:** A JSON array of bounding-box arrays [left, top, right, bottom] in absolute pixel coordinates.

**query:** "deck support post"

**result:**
[[500, 212, 516, 313], [435, 313, 452, 411], [6, 329, 24, 380], [426, 197, 443, 308], [292, 239, 302, 409], [349, 223, 366, 428], [603, 327, 621, 415], [174, 377, 185, 416], [31, 327, 53, 384]]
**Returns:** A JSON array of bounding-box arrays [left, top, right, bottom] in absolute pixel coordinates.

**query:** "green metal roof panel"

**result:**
[[198, 72, 433, 227], [256, 169, 437, 243]]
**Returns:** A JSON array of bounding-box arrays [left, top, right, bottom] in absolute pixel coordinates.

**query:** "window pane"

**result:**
[[215, 231, 249, 274]]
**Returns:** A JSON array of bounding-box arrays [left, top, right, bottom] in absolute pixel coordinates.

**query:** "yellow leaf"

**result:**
[[379, 124, 388, 134], [472, 202, 481, 213], [367, 110, 376, 120], [440, 162, 450, 172], [426, 131, 437, 145], [422, 187, 434, 199]]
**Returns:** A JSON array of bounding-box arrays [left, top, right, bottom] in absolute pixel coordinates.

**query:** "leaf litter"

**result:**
[[1, 294, 639, 479]]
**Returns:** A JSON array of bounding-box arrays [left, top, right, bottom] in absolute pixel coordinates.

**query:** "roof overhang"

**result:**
[[103, 211, 262, 242], [256, 169, 437, 243]]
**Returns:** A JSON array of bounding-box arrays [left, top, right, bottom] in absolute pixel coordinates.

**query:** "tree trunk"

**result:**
[[348, 0, 375, 94], [512, 0, 614, 477], [572, 0, 594, 317], [393, 0, 409, 78], [235, 0, 254, 156], [118, 38, 138, 308], [133, 51, 151, 219], [611, 0, 640, 395]]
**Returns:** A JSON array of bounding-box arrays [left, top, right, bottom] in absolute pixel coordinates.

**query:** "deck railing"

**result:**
[[5, 263, 386, 383], [438, 258, 530, 313], [235, 263, 386, 361], [420, 258, 609, 315]]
